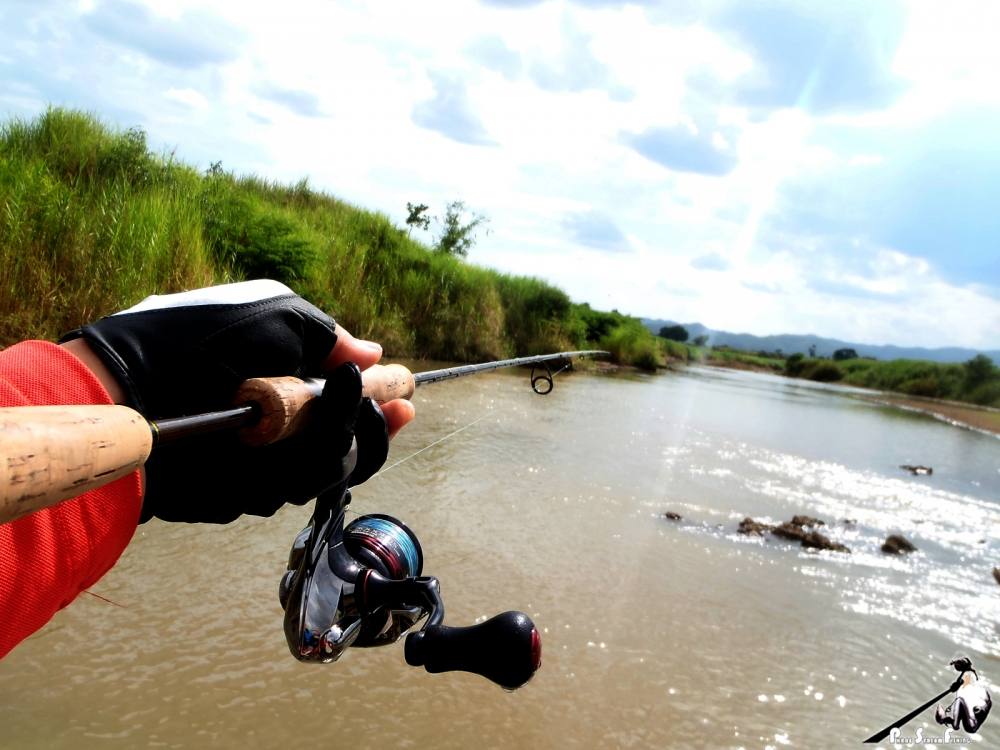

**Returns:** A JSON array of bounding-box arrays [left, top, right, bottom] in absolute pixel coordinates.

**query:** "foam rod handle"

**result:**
[[0, 405, 152, 525]]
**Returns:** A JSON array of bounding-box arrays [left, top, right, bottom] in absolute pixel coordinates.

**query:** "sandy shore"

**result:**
[[864, 393, 1000, 437]]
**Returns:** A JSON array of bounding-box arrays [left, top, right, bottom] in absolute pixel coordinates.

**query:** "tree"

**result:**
[[405, 202, 431, 234], [659, 325, 688, 342], [964, 354, 995, 390], [435, 201, 488, 257], [832, 348, 858, 361], [808, 344, 817, 358], [692, 334, 709, 347]]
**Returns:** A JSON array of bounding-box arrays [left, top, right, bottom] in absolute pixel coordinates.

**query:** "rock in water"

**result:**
[[789, 515, 825, 528], [800, 531, 850, 553], [882, 534, 917, 554], [993, 567, 1000, 586], [900, 464, 933, 476], [771, 522, 808, 543], [772, 522, 850, 553], [664, 511, 682, 521], [738, 517, 773, 536]]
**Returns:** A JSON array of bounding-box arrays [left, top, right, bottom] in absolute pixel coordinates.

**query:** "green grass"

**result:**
[[781, 353, 1000, 407], [0, 108, 662, 369]]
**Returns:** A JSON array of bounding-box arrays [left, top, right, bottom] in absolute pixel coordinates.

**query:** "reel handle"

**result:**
[[404, 611, 541, 690]]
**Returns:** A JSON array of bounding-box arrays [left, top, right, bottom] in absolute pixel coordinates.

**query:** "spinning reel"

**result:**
[[278, 471, 541, 690]]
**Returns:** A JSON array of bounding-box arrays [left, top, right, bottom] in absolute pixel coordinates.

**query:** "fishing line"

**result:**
[[372, 411, 493, 480], [345, 410, 494, 519], [355, 355, 577, 502]]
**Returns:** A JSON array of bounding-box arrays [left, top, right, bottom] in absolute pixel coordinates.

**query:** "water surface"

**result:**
[[1, 365, 997, 748]]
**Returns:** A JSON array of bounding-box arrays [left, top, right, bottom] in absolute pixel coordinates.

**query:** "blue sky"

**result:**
[[1, 0, 998, 348]]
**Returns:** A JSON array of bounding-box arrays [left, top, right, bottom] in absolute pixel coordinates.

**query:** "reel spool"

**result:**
[[344, 514, 423, 580]]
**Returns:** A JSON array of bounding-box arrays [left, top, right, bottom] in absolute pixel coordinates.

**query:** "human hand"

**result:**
[[61, 280, 414, 523]]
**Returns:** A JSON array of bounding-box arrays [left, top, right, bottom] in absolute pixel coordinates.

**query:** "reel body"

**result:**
[[278, 481, 541, 689]]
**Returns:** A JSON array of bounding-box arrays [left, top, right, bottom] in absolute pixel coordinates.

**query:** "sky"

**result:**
[[1, 0, 999, 349]]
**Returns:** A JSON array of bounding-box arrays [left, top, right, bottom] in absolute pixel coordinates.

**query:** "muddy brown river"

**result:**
[[1, 365, 997, 748]]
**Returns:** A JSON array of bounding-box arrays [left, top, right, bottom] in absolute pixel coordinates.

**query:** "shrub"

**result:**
[[807, 362, 843, 382], [785, 352, 805, 376], [899, 376, 944, 398], [201, 180, 315, 283]]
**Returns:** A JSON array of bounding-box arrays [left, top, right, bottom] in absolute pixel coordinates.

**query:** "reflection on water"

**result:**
[[1, 364, 997, 749]]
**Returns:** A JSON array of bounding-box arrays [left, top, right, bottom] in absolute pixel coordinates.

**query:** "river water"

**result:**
[[1, 365, 998, 748]]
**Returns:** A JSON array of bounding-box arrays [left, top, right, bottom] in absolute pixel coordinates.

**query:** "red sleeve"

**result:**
[[0, 341, 142, 658]]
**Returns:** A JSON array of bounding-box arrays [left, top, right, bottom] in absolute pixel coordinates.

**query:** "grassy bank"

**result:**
[[657, 341, 785, 373], [0, 109, 662, 368], [784, 354, 1000, 407], [688, 343, 1000, 409]]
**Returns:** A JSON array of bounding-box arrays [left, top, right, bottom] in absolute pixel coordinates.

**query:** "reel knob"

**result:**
[[404, 611, 541, 690]]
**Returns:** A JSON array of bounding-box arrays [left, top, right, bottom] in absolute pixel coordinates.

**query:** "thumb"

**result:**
[[325, 324, 383, 372]]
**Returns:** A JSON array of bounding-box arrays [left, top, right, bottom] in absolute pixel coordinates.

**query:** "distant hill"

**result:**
[[641, 318, 1000, 363]]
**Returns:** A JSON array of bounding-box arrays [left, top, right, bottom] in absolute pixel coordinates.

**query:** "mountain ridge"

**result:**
[[641, 318, 1000, 364]]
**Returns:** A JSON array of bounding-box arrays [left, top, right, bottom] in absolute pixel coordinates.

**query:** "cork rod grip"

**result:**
[[234, 364, 416, 445], [361, 364, 416, 403], [0, 405, 152, 525], [0, 364, 417, 522]]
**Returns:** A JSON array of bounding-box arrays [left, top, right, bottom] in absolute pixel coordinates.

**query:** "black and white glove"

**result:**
[[61, 280, 389, 523]]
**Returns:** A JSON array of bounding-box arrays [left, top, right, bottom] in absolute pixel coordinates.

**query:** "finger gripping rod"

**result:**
[[0, 351, 607, 523]]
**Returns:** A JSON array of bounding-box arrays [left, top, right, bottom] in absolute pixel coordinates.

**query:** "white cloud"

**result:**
[[164, 87, 208, 109], [1, 0, 997, 349]]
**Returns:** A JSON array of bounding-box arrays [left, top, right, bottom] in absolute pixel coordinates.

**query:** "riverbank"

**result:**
[[688, 357, 1000, 437], [0, 108, 661, 369], [864, 393, 1000, 437]]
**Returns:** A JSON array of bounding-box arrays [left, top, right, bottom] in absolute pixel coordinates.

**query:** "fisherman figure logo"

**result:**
[[865, 657, 992, 745]]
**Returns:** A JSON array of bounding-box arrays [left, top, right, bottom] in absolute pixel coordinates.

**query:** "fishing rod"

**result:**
[[152, 349, 606, 444], [0, 349, 608, 525], [0, 348, 606, 689]]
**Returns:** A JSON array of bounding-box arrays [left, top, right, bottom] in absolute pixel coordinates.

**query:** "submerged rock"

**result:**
[[738, 517, 773, 536], [663, 511, 682, 521], [881, 534, 917, 554]]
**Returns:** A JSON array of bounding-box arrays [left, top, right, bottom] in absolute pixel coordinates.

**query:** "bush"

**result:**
[[807, 362, 843, 382], [899, 376, 944, 398], [967, 381, 1000, 407], [600, 319, 661, 370], [785, 352, 805, 376], [964, 354, 996, 391], [201, 179, 315, 283]]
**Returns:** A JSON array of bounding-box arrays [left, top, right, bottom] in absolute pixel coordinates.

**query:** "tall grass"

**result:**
[[0, 108, 661, 368], [783, 354, 1000, 407]]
